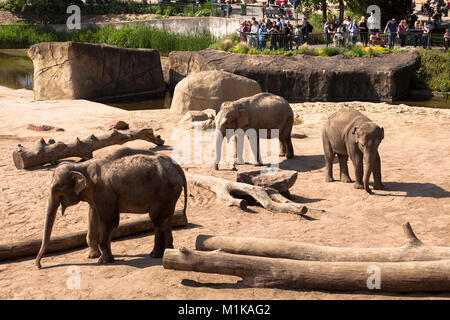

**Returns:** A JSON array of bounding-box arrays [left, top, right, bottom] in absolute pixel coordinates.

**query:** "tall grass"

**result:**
[[0, 24, 216, 55]]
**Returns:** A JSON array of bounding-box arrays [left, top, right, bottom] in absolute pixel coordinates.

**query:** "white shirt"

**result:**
[[368, 15, 379, 30]]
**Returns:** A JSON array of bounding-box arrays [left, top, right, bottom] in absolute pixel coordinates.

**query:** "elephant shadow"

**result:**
[[278, 154, 325, 173], [379, 182, 450, 199], [39, 223, 201, 270]]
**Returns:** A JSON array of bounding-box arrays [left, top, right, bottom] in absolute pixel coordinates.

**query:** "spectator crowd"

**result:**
[[238, 0, 449, 51]]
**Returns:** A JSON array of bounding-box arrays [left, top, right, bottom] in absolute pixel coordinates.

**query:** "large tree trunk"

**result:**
[[163, 248, 450, 292], [321, 0, 328, 22], [187, 173, 319, 216], [0, 211, 187, 262], [195, 223, 450, 262], [12, 128, 164, 170], [338, 0, 344, 23]]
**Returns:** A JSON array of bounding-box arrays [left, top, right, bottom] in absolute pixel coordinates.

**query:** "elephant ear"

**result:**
[[71, 171, 87, 195], [237, 109, 249, 128], [380, 127, 384, 140]]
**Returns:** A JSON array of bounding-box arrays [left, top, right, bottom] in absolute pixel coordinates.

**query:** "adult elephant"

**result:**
[[214, 93, 294, 170], [36, 148, 187, 269], [322, 108, 384, 194]]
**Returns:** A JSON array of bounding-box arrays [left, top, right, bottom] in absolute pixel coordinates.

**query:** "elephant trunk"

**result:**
[[363, 147, 376, 194], [36, 195, 59, 269]]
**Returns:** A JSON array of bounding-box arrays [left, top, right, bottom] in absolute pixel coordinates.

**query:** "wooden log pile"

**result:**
[[12, 128, 164, 170], [163, 223, 450, 293]]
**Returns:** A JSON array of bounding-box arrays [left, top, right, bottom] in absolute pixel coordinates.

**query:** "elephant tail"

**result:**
[[177, 164, 188, 217]]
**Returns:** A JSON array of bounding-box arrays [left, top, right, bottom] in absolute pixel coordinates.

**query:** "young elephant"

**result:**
[[36, 148, 187, 269], [215, 92, 294, 170], [322, 108, 384, 194]]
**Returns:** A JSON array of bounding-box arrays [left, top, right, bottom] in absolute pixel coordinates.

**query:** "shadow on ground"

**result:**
[[379, 182, 450, 198]]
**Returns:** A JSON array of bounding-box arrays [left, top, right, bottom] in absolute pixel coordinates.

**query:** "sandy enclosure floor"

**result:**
[[0, 86, 449, 300]]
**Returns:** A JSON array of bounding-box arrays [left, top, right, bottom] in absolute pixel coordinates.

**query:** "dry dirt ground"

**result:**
[[0, 86, 449, 300]]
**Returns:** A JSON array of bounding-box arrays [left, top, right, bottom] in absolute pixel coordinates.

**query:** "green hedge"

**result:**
[[0, 24, 216, 55], [415, 49, 450, 93]]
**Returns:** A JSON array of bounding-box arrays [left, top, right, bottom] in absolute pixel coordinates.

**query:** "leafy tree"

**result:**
[[345, 0, 414, 26]]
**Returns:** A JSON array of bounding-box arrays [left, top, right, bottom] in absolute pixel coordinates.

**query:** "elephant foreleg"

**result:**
[[351, 151, 364, 189], [322, 132, 335, 182], [373, 152, 384, 190], [97, 221, 115, 264], [86, 206, 101, 259], [337, 154, 352, 183]]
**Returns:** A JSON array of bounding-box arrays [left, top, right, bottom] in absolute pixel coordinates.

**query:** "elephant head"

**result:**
[[215, 102, 250, 138], [214, 102, 250, 170], [353, 123, 384, 193], [36, 164, 88, 268]]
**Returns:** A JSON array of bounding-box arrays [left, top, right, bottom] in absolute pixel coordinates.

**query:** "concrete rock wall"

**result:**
[[168, 49, 419, 102], [28, 42, 165, 101]]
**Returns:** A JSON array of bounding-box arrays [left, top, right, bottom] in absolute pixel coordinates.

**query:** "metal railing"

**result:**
[[238, 30, 447, 51]]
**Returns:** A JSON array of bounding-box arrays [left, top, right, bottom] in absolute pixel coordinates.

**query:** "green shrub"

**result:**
[[236, 42, 249, 54], [297, 43, 315, 55], [344, 44, 366, 57], [319, 47, 342, 56], [415, 49, 450, 92], [219, 39, 233, 51]]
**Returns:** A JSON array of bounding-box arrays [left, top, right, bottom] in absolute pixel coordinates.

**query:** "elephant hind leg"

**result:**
[[149, 204, 176, 258], [285, 137, 294, 159], [279, 137, 286, 157]]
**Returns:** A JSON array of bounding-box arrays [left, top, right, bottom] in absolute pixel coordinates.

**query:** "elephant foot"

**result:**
[[325, 176, 334, 182], [374, 183, 385, 190], [286, 152, 294, 159], [279, 152, 286, 157], [231, 164, 238, 171], [365, 187, 373, 194], [87, 248, 101, 259], [150, 248, 164, 258], [255, 162, 263, 167], [214, 164, 219, 171], [354, 183, 364, 189], [340, 175, 352, 183], [98, 254, 115, 264]]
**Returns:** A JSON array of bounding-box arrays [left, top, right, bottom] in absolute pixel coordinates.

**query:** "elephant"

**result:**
[[322, 108, 384, 194], [214, 92, 294, 170], [36, 147, 187, 269]]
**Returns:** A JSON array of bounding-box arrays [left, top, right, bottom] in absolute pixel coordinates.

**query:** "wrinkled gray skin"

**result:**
[[215, 93, 294, 170], [36, 148, 187, 269], [322, 108, 384, 194]]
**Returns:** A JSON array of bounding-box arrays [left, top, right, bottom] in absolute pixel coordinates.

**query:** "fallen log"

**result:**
[[0, 211, 187, 262], [195, 223, 450, 262], [12, 128, 164, 169], [163, 248, 450, 292], [187, 173, 311, 216]]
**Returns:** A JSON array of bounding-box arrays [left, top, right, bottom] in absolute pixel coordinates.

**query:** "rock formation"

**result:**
[[168, 49, 419, 102], [28, 42, 165, 101], [169, 70, 262, 115]]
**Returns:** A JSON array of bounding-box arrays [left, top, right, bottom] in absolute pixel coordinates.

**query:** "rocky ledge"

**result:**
[[168, 49, 419, 102]]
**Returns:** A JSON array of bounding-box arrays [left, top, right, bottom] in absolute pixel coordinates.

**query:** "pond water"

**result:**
[[0, 49, 448, 110], [0, 49, 33, 90]]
